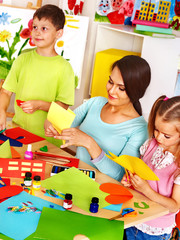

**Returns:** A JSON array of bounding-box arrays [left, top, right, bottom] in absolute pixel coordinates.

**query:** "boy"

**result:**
[[0, 5, 75, 146]]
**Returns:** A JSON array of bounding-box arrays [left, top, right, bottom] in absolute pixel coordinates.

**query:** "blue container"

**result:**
[[89, 197, 99, 213]]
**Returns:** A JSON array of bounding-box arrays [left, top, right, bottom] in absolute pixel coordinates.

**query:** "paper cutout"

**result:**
[[16, 99, 25, 106], [0, 134, 23, 147], [0, 185, 23, 200], [32, 207, 124, 240], [10, 147, 21, 158], [100, 183, 133, 204], [39, 145, 48, 152], [105, 195, 133, 205], [0, 191, 65, 240], [0, 158, 46, 179], [107, 153, 159, 181], [5, 127, 44, 144], [42, 167, 110, 212], [0, 140, 12, 158], [47, 102, 76, 134], [134, 202, 150, 209], [103, 203, 123, 212]]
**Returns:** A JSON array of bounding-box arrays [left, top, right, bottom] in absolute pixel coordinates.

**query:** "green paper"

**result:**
[[39, 145, 48, 152], [42, 167, 110, 212], [0, 233, 14, 240], [0, 140, 12, 158], [32, 207, 124, 240]]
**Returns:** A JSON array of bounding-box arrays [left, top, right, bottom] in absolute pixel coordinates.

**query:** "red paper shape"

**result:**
[[0, 158, 46, 179], [100, 183, 133, 204], [11, 147, 21, 158], [105, 194, 133, 204], [16, 99, 25, 106], [107, 11, 125, 24], [0, 185, 23, 200], [5, 127, 44, 144]]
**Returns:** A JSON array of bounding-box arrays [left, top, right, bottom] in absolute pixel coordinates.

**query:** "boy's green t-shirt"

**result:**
[[3, 49, 75, 146]]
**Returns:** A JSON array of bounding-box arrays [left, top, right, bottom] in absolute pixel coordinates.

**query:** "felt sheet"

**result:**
[[5, 127, 44, 144], [42, 167, 110, 212], [107, 153, 159, 181], [0, 191, 65, 240], [32, 207, 124, 240], [0, 140, 12, 158], [0, 134, 23, 147], [47, 102, 76, 133]]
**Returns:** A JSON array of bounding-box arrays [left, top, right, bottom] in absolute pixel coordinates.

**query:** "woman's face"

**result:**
[[106, 66, 131, 106]]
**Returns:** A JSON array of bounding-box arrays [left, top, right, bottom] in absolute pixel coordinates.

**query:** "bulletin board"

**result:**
[[0, 5, 89, 88]]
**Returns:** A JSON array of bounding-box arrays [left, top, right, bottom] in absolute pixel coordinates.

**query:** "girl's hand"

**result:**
[[121, 173, 132, 187], [44, 120, 59, 137], [54, 128, 91, 149], [129, 173, 151, 193], [20, 100, 40, 114]]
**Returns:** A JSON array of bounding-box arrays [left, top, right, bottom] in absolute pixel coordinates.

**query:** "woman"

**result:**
[[45, 55, 151, 181]]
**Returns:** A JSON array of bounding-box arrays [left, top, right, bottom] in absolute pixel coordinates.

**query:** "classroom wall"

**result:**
[[10, 0, 97, 110]]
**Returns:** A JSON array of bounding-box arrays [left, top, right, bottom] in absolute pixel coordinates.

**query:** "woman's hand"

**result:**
[[44, 120, 59, 137], [20, 100, 41, 114], [54, 128, 91, 149]]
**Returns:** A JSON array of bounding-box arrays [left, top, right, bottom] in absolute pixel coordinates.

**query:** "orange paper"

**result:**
[[105, 194, 133, 204]]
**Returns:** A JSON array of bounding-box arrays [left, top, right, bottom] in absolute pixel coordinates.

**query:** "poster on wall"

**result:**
[[59, 0, 85, 15], [94, 0, 135, 24], [0, 6, 89, 88]]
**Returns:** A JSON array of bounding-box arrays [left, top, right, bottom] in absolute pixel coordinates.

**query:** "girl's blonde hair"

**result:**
[[148, 95, 180, 161]]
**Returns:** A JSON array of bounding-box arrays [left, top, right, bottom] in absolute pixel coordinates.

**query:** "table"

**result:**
[[6, 122, 169, 230]]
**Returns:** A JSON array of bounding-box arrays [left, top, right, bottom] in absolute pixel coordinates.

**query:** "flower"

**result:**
[[20, 19, 35, 46], [0, 30, 11, 42], [57, 40, 64, 48]]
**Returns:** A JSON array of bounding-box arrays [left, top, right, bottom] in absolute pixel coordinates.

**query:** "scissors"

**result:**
[[109, 207, 137, 221]]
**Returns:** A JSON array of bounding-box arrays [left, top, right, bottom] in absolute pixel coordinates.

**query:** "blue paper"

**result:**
[[103, 203, 123, 212], [0, 191, 65, 240]]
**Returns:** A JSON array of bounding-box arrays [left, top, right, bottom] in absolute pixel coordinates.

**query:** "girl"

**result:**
[[122, 95, 180, 240], [45, 55, 151, 181]]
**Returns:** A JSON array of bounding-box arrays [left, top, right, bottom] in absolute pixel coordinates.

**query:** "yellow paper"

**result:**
[[47, 102, 76, 144], [107, 153, 159, 181], [0, 140, 12, 158]]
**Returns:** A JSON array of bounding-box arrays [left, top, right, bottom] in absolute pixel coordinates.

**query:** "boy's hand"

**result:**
[[0, 110, 7, 132], [121, 173, 132, 187], [44, 120, 59, 137], [20, 100, 40, 114]]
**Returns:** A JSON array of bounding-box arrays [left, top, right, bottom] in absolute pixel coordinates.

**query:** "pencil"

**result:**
[[34, 151, 70, 163]]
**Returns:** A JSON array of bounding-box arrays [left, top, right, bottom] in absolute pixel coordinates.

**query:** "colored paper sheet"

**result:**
[[100, 183, 133, 204], [0, 233, 13, 240], [0, 158, 46, 179], [5, 127, 44, 144], [0, 191, 65, 240], [0, 140, 12, 158], [47, 102, 76, 133], [103, 203, 123, 212], [42, 167, 110, 212], [107, 153, 159, 181], [0, 185, 23, 200], [0, 134, 23, 147], [32, 207, 124, 240], [10, 147, 21, 159]]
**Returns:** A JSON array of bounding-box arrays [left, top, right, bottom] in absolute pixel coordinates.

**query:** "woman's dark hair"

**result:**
[[33, 4, 65, 30], [111, 55, 151, 115]]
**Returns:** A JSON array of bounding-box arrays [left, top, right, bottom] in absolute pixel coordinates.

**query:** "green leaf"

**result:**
[[18, 38, 29, 56], [8, 25, 23, 60], [0, 46, 9, 59]]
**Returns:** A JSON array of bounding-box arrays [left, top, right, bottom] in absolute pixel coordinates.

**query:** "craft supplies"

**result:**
[[0, 128, 6, 134], [24, 144, 33, 160], [63, 193, 73, 210], [109, 208, 137, 220], [89, 197, 99, 213], [24, 172, 32, 187], [34, 151, 79, 168], [51, 165, 96, 180], [0, 177, 6, 188], [32, 175, 41, 190]]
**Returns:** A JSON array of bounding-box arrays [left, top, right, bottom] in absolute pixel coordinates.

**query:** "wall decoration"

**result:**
[[0, 6, 89, 88], [94, 0, 135, 25], [59, 0, 85, 15]]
